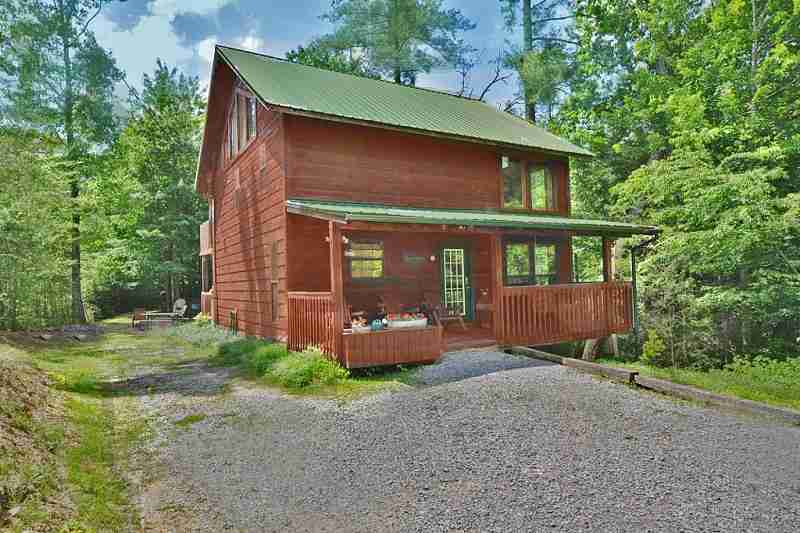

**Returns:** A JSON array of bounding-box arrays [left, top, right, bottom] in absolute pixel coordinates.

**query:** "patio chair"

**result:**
[[172, 298, 188, 320], [422, 291, 467, 331]]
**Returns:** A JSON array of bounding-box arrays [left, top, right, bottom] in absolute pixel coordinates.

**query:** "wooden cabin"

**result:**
[[195, 45, 657, 368]]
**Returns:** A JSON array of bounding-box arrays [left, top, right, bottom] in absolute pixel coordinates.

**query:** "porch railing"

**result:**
[[287, 291, 338, 355], [499, 282, 632, 346]]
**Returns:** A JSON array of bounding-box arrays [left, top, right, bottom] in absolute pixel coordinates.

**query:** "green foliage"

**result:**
[[641, 331, 667, 367], [212, 338, 266, 367], [269, 347, 350, 388], [85, 60, 206, 316], [322, 0, 476, 84], [286, 38, 381, 78], [0, 0, 124, 323], [242, 344, 289, 376], [0, 129, 72, 329], [601, 356, 800, 411], [194, 313, 213, 328]]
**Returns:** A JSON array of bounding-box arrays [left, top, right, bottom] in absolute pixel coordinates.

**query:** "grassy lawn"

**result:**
[[0, 318, 210, 532], [597, 358, 800, 411]]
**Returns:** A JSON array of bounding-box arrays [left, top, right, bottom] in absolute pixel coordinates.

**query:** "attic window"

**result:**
[[227, 89, 257, 160]]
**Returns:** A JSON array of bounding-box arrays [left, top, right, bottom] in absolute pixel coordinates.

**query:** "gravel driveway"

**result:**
[[130, 350, 800, 532]]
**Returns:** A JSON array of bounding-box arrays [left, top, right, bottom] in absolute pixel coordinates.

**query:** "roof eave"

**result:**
[[215, 45, 594, 160], [286, 201, 658, 237]]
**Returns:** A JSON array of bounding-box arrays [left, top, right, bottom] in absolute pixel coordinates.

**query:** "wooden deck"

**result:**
[[444, 326, 497, 352]]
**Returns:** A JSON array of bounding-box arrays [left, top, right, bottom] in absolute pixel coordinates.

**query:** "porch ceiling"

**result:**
[[286, 198, 658, 237]]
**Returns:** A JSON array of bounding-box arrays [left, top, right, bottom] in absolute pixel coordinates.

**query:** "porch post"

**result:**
[[557, 237, 573, 284], [328, 221, 345, 357], [602, 237, 613, 282], [491, 233, 504, 344]]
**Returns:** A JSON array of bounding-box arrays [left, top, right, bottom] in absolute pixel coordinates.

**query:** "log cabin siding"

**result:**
[[212, 101, 288, 340], [285, 114, 571, 214]]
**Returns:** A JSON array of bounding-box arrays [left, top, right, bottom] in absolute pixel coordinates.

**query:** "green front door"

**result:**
[[441, 247, 473, 320]]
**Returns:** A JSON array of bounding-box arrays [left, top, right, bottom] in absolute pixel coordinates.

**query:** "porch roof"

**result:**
[[287, 199, 658, 237]]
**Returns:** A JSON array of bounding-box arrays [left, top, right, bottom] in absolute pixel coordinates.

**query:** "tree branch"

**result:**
[[76, 5, 102, 40]]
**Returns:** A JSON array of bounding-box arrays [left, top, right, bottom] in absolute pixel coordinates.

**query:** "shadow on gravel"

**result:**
[[416, 350, 556, 386], [105, 360, 235, 398]]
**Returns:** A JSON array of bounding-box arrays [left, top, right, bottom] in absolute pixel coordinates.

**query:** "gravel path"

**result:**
[[131, 350, 800, 532]]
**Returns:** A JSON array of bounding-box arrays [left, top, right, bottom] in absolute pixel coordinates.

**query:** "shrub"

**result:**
[[194, 313, 213, 327], [641, 331, 668, 367], [212, 338, 264, 366], [269, 347, 349, 388], [242, 344, 288, 376]]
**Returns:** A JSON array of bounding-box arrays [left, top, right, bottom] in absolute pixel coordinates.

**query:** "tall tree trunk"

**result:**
[[522, 0, 535, 122], [61, 14, 85, 323]]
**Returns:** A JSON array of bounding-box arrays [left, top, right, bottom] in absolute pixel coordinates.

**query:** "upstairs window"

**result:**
[[349, 241, 384, 279], [502, 157, 524, 209], [227, 89, 257, 160], [528, 165, 556, 210], [501, 156, 557, 211]]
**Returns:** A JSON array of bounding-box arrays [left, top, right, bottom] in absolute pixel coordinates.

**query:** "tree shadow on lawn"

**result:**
[[103, 359, 236, 398]]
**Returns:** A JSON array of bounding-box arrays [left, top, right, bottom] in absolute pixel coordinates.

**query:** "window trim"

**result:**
[[499, 155, 559, 213], [348, 240, 385, 281]]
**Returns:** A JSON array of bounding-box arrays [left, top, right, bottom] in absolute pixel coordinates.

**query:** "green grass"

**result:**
[[63, 396, 142, 532], [175, 413, 207, 427], [598, 357, 800, 411]]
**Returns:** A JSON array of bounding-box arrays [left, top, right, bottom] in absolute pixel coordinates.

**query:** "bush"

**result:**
[[194, 313, 213, 327], [641, 331, 668, 367], [212, 338, 264, 366], [269, 347, 349, 388], [242, 344, 287, 375]]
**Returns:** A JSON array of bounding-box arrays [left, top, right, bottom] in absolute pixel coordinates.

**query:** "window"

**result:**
[[504, 239, 559, 286], [535, 243, 556, 285], [501, 156, 557, 211], [349, 241, 384, 279], [529, 165, 556, 210], [201, 255, 214, 292], [504, 242, 531, 286], [502, 156, 524, 208], [226, 90, 257, 160], [247, 97, 257, 139]]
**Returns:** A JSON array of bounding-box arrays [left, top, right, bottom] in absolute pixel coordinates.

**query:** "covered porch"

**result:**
[[286, 199, 656, 368]]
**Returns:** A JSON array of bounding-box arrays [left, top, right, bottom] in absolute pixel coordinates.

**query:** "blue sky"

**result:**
[[95, 0, 520, 107]]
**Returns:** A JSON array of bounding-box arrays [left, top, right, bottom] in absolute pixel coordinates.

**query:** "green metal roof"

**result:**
[[287, 198, 658, 236], [217, 45, 593, 158]]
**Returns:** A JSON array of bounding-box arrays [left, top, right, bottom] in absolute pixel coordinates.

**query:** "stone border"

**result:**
[[510, 346, 800, 425]]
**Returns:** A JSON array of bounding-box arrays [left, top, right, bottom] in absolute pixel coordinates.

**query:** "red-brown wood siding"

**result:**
[[284, 115, 570, 213], [212, 94, 288, 339], [286, 214, 331, 292]]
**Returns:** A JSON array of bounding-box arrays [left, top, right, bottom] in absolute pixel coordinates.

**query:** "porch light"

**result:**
[[429, 255, 436, 262]]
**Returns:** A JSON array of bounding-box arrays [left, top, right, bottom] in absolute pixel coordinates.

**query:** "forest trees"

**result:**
[[556, 0, 800, 366], [0, 0, 122, 322], [321, 0, 476, 85], [86, 61, 207, 316], [0, 130, 72, 330]]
